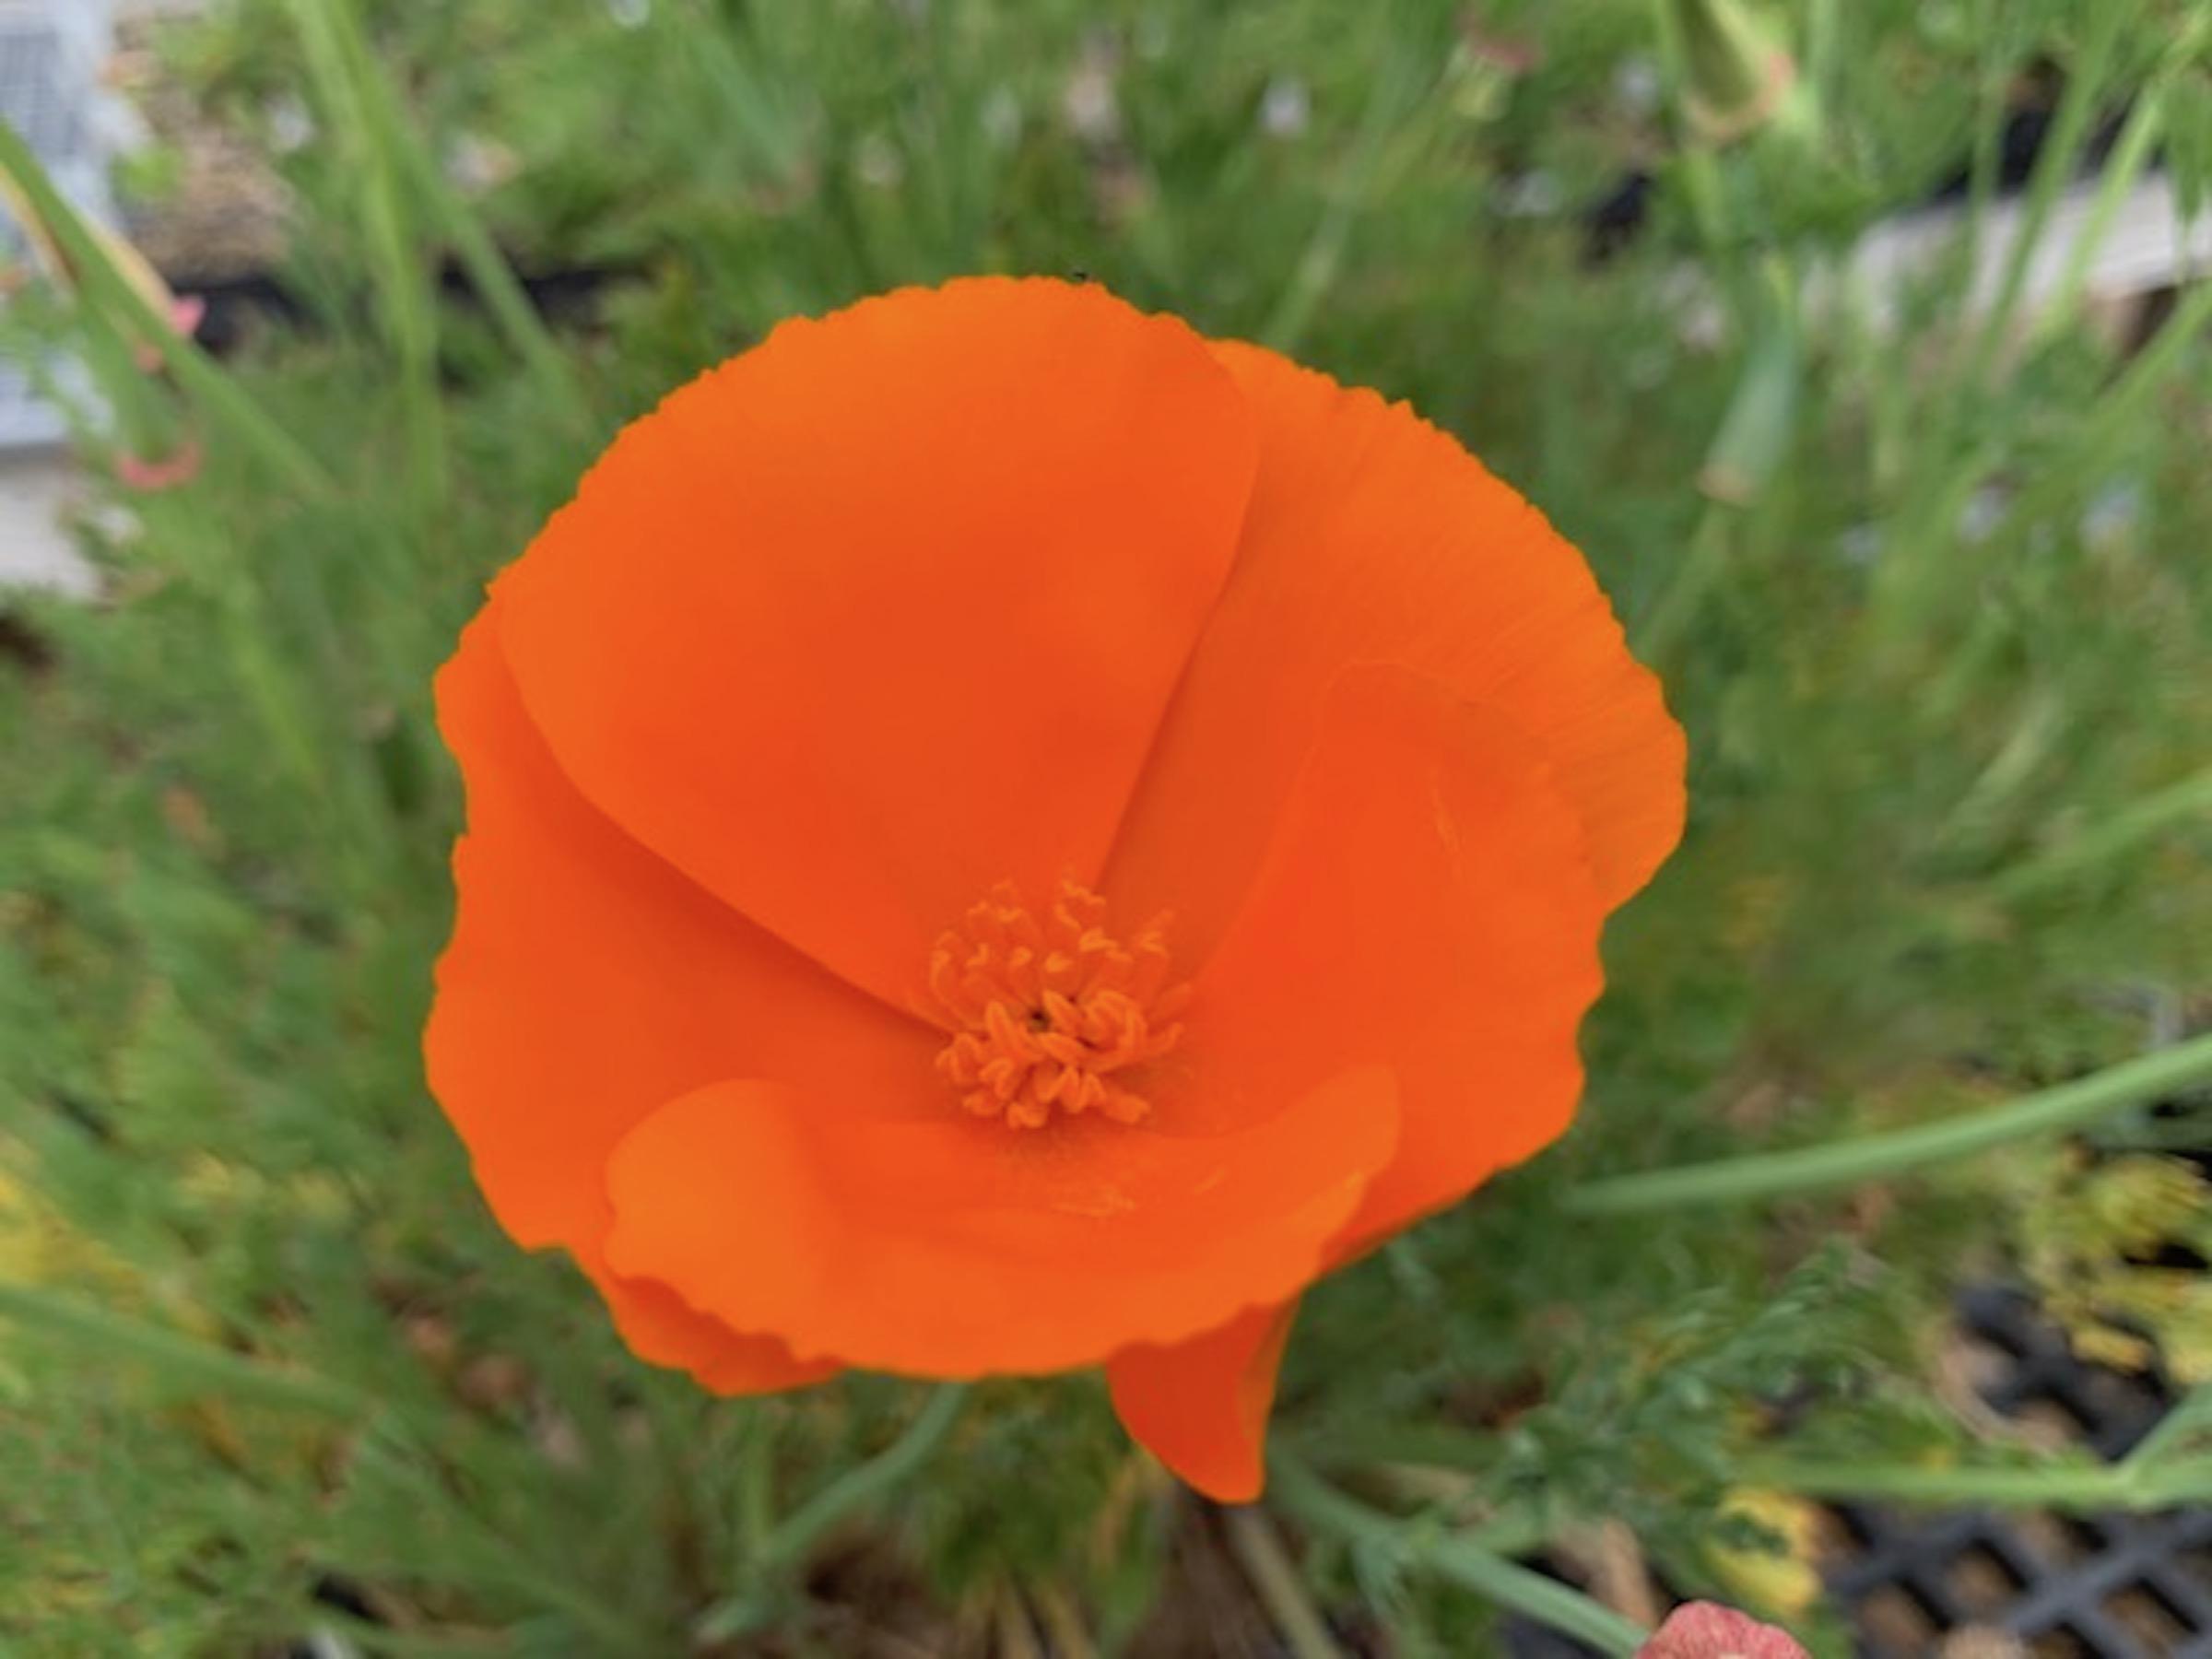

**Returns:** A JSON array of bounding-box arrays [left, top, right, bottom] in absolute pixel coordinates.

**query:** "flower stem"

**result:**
[[694, 1383, 968, 1641], [1565, 1030, 2212, 1215], [1225, 1507, 1345, 1659], [764, 1383, 967, 1570], [1270, 1453, 1648, 1656], [1743, 1453, 2212, 1512]]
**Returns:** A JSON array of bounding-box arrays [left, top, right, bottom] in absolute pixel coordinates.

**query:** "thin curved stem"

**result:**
[[1270, 1453, 1647, 1656], [1566, 1030, 2212, 1216], [1746, 1453, 2212, 1512], [761, 1383, 968, 1571], [695, 1383, 968, 1643], [1991, 768, 2212, 902]]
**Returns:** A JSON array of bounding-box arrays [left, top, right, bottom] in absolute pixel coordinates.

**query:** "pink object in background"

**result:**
[[131, 294, 206, 372], [116, 435, 202, 493], [1637, 1601, 1811, 1659]]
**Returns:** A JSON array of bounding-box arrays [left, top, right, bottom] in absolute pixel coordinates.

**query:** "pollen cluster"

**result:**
[[928, 879, 1189, 1128]]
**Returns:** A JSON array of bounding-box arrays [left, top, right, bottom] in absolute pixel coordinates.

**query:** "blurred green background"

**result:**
[[3, 1, 2210, 1653]]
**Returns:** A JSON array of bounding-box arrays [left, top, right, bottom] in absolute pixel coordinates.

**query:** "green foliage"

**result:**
[[5, 0, 2211, 1650]]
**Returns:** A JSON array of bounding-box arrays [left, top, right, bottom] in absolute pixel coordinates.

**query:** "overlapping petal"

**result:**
[[1107, 1302, 1298, 1502], [1106, 340, 1685, 971], [1139, 665, 1604, 1162], [602, 1070, 1394, 1375], [494, 277, 1259, 1014], [1096, 665, 1606, 1487], [430, 609, 944, 1389]]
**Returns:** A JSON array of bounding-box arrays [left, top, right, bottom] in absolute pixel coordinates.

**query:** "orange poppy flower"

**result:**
[[426, 277, 1684, 1501]]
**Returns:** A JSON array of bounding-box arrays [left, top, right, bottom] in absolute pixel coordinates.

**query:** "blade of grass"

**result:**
[[348, 32, 594, 429], [1990, 766, 2212, 901], [0, 119, 334, 498], [1566, 1030, 2212, 1215], [1637, 259, 1800, 659], [404, 139, 594, 433], [287, 0, 593, 429], [1984, 270, 2212, 547], [1950, 4, 2128, 400], [280, 0, 448, 521], [346, 1426, 666, 1652], [2032, 16, 2210, 342], [0, 1282, 369, 1418], [1262, 38, 1424, 352]]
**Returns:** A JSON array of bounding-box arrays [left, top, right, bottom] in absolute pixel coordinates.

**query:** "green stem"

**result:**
[[0, 121, 334, 499], [1989, 271, 2212, 548], [282, 0, 447, 520], [1647, 0, 1739, 292], [1956, 0, 2010, 270], [695, 1383, 966, 1641], [2127, 1383, 2212, 1467], [1746, 1453, 2212, 1512], [763, 1383, 966, 1570], [1271, 1455, 1648, 1657], [736, 1407, 778, 1565], [1566, 1030, 2212, 1215], [1637, 259, 1799, 658], [408, 139, 595, 431], [295, 0, 593, 429], [1991, 767, 2212, 901], [0, 1283, 368, 1418], [1951, 3, 2125, 401], [2032, 18, 2206, 341], [1225, 1508, 1346, 1659], [1635, 507, 1731, 661], [1262, 41, 1418, 352]]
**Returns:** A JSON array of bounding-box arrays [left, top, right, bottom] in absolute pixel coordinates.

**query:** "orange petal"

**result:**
[[494, 277, 1259, 1014], [1107, 1301, 1297, 1501], [583, 1253, 840, 1394], [602, 1069, 1395, 1376], [425, 609, 935, 1342], [1143, 665, 1606, 1254], [1106, 341, 1684, 970]]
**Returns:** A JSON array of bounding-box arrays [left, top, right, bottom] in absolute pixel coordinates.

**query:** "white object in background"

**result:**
[[0, 450, 92, 596], [1840, 172, 2212, 330], [0, 0, 121, 594], [0, 0, 123, 454]]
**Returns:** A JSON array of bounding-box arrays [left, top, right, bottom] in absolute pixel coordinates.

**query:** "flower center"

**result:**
[[927, 879, 1189, 1129]]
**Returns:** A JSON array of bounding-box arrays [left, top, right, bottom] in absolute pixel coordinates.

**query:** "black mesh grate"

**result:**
[[1826, 1288, 2212, 1658], [1501, 1287, 2212, 1657]]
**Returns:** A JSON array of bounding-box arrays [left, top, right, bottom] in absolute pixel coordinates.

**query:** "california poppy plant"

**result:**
[[426, 276, 1685, 1501]]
